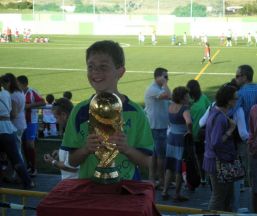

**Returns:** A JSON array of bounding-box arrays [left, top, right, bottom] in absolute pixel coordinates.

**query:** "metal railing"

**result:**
[[0, 188, 47, 216]]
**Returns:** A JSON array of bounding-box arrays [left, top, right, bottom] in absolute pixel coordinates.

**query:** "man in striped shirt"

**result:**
[[17, 75, 45, 177], [235, 65, 257, 130], [234, 65, 257, 189]]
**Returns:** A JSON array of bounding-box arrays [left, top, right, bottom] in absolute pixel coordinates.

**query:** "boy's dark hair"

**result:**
[[46, 94, 55, 104], [17, 75, 28, 85], [215, 83, 237, 107], [154, 67, 168, 79], [86, 40, 125, 69], [52, 98, 73, 114], [237, 64, 254, 82], [186, 79, 201, 102], [172, 86, 189, 104], [63, 91, 72, 100]]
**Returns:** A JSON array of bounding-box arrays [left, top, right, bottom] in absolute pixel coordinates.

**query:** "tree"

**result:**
[[172, 3, 207, 17]]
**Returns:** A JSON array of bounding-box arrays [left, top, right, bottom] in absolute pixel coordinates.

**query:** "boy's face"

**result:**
[[17, 81, 27, 91], [86, 53, 125, 94]]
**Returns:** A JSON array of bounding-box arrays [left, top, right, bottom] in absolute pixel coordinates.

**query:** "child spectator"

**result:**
[[42, 94, 57, 137], [63, 91, 72, 101], [44, 98, 78, 180], [17, 75, 45, 177]]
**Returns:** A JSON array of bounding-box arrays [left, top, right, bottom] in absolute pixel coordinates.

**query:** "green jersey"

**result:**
[[190, 94, 210, 141], [63, 95, 153, 180]]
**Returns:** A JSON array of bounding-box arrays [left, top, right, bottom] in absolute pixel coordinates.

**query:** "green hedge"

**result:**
[[172, 3, 207, 17], [239, 3, 257, 16]]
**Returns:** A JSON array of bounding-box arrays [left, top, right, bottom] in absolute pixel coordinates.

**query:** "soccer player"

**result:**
[[201, 42, 212, 64]]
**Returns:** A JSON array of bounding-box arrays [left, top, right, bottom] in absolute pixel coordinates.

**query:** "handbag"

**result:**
[[216, 158, 245, 183]]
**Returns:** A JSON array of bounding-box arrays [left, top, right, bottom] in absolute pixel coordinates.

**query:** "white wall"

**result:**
[[0, 14, 256, 36]]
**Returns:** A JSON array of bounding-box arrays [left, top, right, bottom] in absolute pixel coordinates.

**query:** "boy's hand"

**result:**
[[84, 134, 102, 154], [109, 132, 130, 155]]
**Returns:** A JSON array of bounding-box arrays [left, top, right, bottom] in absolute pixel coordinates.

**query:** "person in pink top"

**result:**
[[248, 105, 257, 212], [17, 75, 45, 177]]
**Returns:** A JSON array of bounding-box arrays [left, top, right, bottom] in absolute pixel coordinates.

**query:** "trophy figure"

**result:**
[[89, 92, 123, 184]]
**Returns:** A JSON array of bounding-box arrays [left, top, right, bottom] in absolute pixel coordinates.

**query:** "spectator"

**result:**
[[203, 83, 238, 211], [227, 79, 249, 212], [0, 81, 34, 189], [198, 79, 249, 212], [42, 94, 57, 137], [144, 67, 171, 189], [248, 104, 257, 213], [17, 75, 45, 177], [62, 40, 153, 180], [234, 65, 257, 130], [186, 79, 210, 184], [0, 73, 26, 160], [162, 86, 192, 202], [63, 91, 72, 101], [234, 64, 257, 185], [44, 98, 78, 180]]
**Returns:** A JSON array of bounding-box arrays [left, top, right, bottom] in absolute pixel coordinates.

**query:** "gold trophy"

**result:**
[[89, 92, 123, 184]]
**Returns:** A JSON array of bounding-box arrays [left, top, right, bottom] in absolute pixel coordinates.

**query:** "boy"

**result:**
[[44, 98, 78, 180], [63, 40, 153, 180], [201, 42, 212, 64], [42, 94, 57, 137], [17, 75, 45, 177]]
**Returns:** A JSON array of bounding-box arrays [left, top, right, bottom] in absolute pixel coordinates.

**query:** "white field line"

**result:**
[[0, 44, 255, 50], [0, 66, 234, 76]]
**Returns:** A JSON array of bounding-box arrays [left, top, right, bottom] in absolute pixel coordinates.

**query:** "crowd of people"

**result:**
[[0, 73, 74, 188], [0, 27, 49, 43], [144, 64, 257, 212], [0, 40, 257, 213]]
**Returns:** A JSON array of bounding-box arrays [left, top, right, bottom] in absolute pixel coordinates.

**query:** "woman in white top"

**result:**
[[0, 80, 33, 189], [1, 73, 26, 159]]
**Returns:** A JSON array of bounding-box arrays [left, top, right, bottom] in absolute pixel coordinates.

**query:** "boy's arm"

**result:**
[[109, 132, 151, 168], [69, 133, 102, 167], [69, 148, 90, 167], [123, 147, 150, 168], [26, 90, 46, 109]]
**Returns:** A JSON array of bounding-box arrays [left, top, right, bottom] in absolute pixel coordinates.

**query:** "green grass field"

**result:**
[[0, 35, 257, 105]]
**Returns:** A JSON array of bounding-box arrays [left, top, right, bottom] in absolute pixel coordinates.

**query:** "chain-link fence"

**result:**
[[32, 0, 228, 17]]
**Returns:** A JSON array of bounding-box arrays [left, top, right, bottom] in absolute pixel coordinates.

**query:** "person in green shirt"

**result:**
[[62, 40, 153, 180], [186, 79, 210, 184]]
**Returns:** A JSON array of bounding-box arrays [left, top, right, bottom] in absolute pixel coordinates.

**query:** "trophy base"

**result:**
[[93, 166, 120, 184]]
